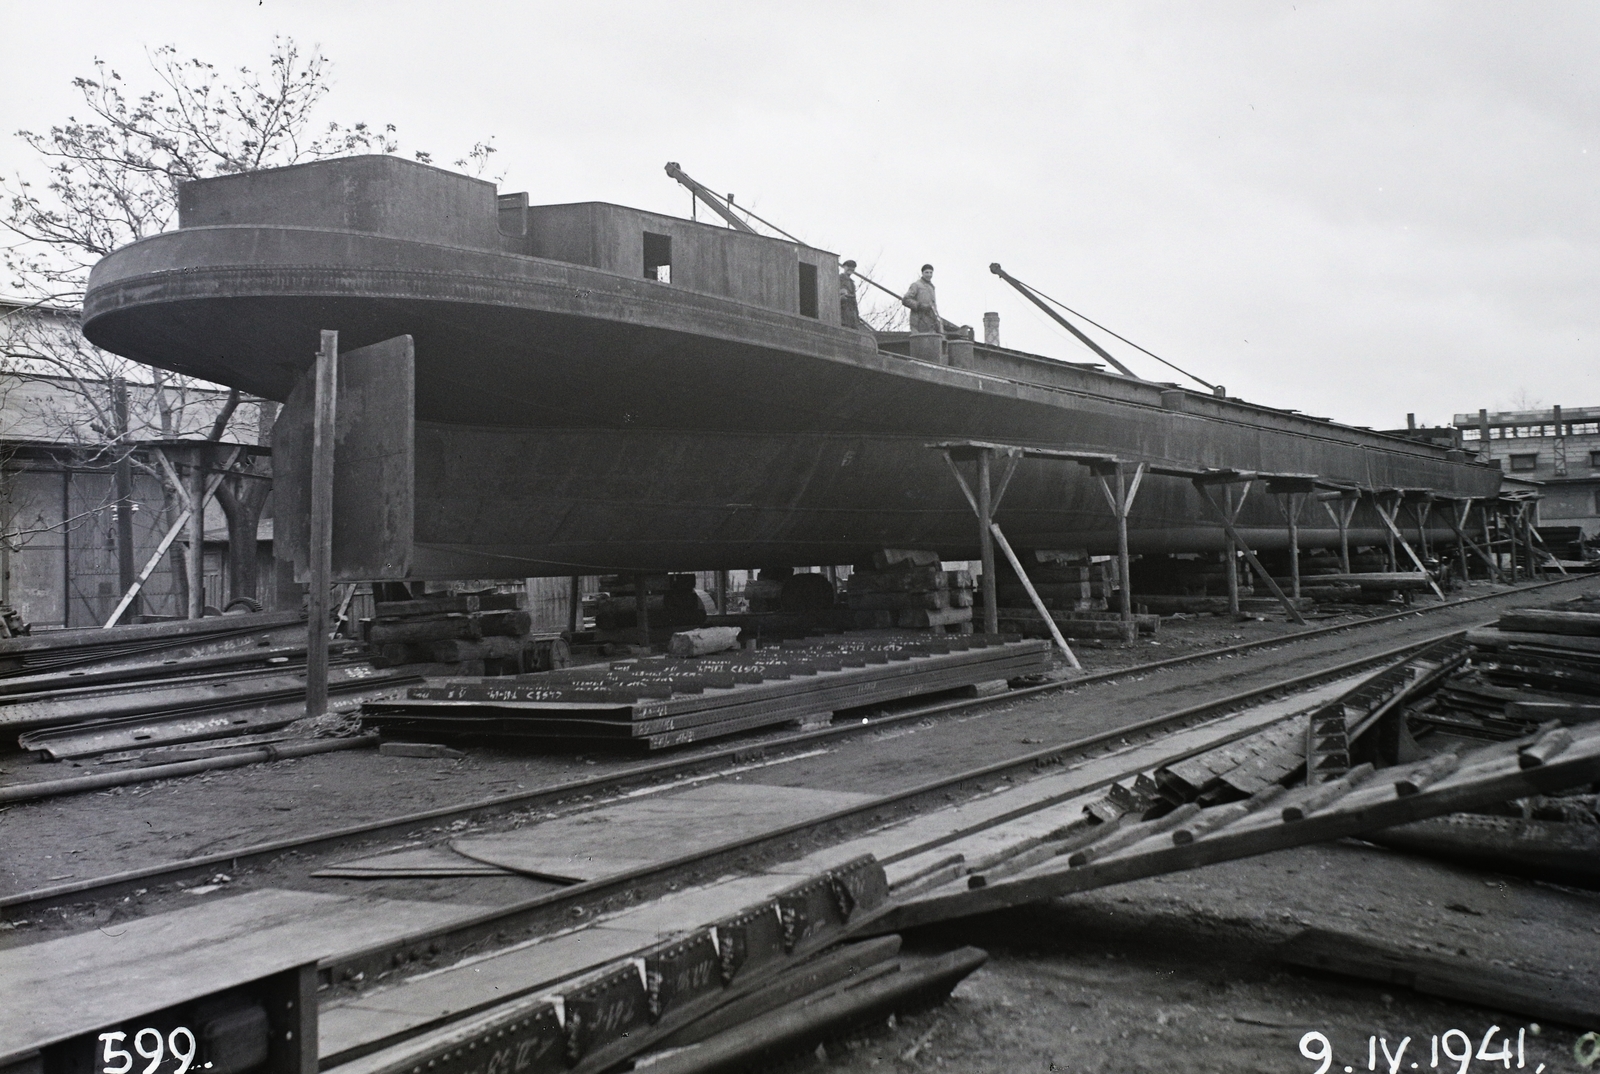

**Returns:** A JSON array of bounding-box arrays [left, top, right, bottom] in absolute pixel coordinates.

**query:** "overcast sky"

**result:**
[[3, 1, 1594, 429]]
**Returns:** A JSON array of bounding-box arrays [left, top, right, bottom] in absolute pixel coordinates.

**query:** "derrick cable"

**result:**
[[1018, 280, 1218, 392]]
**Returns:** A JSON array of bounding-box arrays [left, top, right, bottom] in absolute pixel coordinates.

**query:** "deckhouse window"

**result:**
[[644, 232, 672, 282], [798, 262, 819, 318]]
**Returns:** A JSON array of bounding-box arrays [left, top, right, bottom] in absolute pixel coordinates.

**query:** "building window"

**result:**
[[1462, 428, 1481, 440], [643, 232, 672, 282], [1590, 450, 1600, 469], [797, 262, 819, 318], [1509, 453, 1538, 472]]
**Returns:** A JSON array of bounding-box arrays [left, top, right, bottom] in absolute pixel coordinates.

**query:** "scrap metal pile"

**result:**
[[0, 612, 410, 776], [363, 632, 1052, 750]]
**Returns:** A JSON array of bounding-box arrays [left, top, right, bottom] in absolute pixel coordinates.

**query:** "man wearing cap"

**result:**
[[839, 260, 862, 328], [902, 264, 940, 334]]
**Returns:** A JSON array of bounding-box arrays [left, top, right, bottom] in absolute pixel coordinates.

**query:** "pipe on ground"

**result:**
[[0, 735, 377, 804]]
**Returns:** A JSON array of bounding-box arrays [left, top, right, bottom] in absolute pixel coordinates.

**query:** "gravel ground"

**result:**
[[3, 578, 1597, 1073]]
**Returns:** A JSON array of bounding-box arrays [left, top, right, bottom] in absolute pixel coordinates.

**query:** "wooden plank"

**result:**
[[0, 889, 483, 1061], [884, 722, 1600, 930], [765, 671, 1374, 889], [449, 783, 874, 880], [306, 332, 339, 718]]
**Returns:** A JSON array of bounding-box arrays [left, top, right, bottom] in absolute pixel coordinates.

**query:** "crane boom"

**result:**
[[664, 162, 758, 234], [988, 263, 1138, 377]]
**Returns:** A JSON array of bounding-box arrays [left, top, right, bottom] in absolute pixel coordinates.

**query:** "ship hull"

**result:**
[[84, 224, 1502, 578]]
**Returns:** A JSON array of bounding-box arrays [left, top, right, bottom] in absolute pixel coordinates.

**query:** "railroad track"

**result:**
[[3, 573, 1591, 928]]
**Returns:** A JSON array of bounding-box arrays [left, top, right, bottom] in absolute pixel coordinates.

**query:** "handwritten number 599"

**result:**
[[99, 1029, 198, 1074]]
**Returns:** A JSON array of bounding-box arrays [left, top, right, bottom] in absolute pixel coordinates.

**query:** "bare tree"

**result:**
[[1, 38, 488, 613]]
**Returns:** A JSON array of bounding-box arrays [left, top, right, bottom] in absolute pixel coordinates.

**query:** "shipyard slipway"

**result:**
[[81, 155, 1500, 580]]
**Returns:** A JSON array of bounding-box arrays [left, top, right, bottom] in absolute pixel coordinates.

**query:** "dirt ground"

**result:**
[[4, 579, 1598, 1072], [813, 841, 1599, 1073]]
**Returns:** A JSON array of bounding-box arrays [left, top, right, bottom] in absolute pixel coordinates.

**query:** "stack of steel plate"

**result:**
[[363, 633, 1051, 749], [0, 611, 308, 680]]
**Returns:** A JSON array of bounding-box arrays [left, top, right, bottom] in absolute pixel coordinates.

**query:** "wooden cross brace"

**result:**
[[1317, 490, 1360, 574], [1088, 460, 1146, 623], [1441, 498, 1501, 583], [104, 446, 244, 628], [938, 448, 1081, 668], [1267, 479, 1314, 600], [1368, 492, 1446, 600]]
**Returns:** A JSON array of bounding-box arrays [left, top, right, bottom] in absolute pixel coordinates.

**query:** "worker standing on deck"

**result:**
[[839, 260, 862, 328], [903, 264, 939, 334]]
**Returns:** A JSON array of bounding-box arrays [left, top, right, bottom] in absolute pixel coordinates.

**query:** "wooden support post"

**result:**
[[111, 379, 138, 621], [716, 569, 729, 614], [1288, 493, 1301, 599], [1222, 485, 1240, 616], [1091, 462, 1144, 625], [635, 571, 651, 649], [1273, 489, 1308, 600], [1194, 479, 1307, 626], [1446, 500, 1499, 583], [186, 455, 206, 619], [1103, 464, 1142, 623], [567, 575, 582, 634], [977, 450, 998, 635], [306, 330, 338, 720], [1320, 492, 1357, 575], [1522, 505, 1541, 579], [1481, 501, 1500, 581], [989, 522, 1080, 668]]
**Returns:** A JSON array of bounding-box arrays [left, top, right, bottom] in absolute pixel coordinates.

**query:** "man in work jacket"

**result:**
[[902, 264, 940, 334], [839, 259, 862, 328]]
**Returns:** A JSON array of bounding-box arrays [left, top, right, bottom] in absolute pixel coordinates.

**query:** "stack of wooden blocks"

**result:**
[[996, 550, 1113, 612], [846, 550, 975, 632], [365, 591, 567, 674]]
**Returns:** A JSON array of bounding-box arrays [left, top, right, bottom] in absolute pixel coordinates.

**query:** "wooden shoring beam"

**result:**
[[1091, 461, 1145, 623], [1192, 478, 1307, 625], [306, 330, 339, 720], [1480, 500, 1502, 580], [1317, 491, 1359, 574], [1217, 481, 1252, 615], [187, 458, 205, 619], [1406, 499, 1433, 562], [990, 522, 1081, 667], [1368, 493, 1446, 600], [1517, 502, 1544, 580], [568, 575, 583, 633], [977, 452, 998, 634], [938, 448, 1078, 665], [103, 447, 243, 628], [1269, 483, 1312, 600]]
